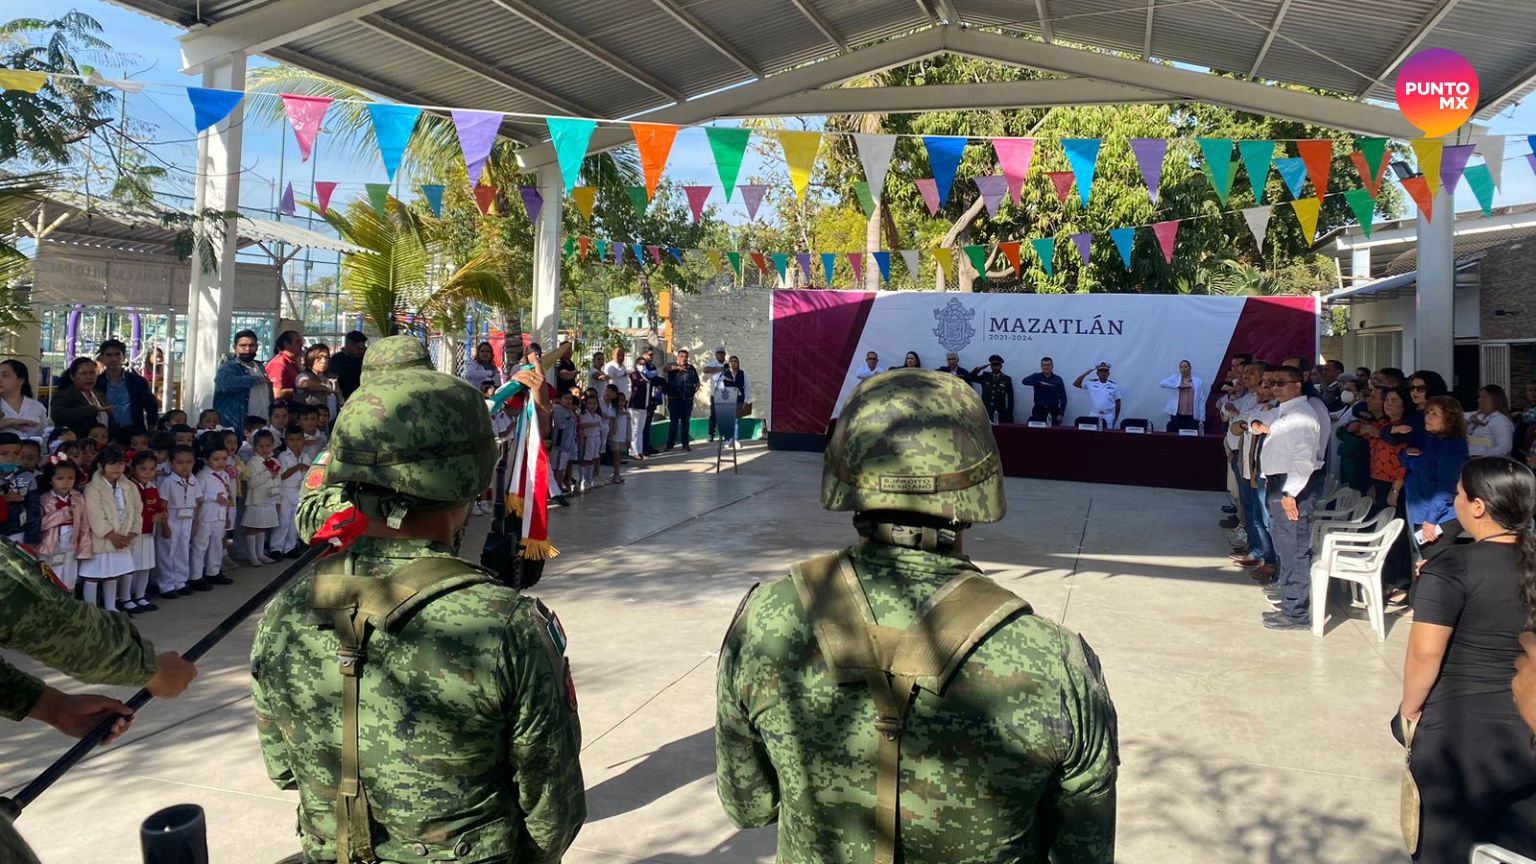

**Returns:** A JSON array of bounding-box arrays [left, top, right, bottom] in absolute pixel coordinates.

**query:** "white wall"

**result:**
[[668, 286, 773, 421]]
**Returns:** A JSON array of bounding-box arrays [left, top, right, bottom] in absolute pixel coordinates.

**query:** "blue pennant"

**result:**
[[1109, 227, 1135, 270], [922, 136, 968, 208], [1061, 139, 1101, 206], [872, 251, 891, 284], [1273, 157, 1309, 199]]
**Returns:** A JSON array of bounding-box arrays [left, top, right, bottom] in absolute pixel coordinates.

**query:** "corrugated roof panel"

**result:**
[[820, 0, 930, 45], [1148, 1, 1272, 74], [691, 0, 853, 76]]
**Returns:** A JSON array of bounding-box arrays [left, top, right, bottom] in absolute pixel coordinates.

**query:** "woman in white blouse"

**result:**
[[1159, 360, 1206, 427], [0, 360, 48, 441], [1466, 384, 1515, 458], [463, 341, 502, 394]]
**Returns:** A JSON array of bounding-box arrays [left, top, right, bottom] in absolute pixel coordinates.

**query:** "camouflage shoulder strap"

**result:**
[[789, 552, 1030, 864], [308, 556, 494, 864]]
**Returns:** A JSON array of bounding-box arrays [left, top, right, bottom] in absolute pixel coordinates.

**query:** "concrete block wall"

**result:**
[[1479, 241, 1536, 343], [668, 285, 774, 426]]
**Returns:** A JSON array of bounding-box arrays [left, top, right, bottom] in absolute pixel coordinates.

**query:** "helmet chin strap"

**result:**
[[853, 512, 964, 554]]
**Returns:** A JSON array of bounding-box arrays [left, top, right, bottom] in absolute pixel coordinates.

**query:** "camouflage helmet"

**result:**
[[325, 368, 496, 523], [361, 335, 432, 377], [821, 369, 1005, 524]]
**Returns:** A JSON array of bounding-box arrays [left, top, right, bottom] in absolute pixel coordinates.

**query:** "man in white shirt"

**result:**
[[1252, 365, 1321, 630], [1073, 361, 1121, 428], [853, 351, 885, 382], [603, 347, 630, 400]]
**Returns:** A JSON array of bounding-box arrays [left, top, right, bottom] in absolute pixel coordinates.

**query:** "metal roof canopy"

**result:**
[[1324, 258, 1480, 303], [106, 0, 1533, 159]]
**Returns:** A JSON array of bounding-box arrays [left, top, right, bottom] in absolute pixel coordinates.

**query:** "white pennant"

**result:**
[[86, 71, 146, 93], [1474, 134, 1505, 189], [1242, 206, 1273, 251], [900, 249, 920, 284], [854, 134, 898, 202]]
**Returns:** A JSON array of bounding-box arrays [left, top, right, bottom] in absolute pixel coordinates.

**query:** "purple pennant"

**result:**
[[518, 186, 543, 223], [974, 175, 1007, 216], [795, 253, 813, 283], [1071, 233, 1092, 265], [1528, 153, 1536, 179], [1440, 144, 1477, 193], [613, 242, 626, 266], [739, 184, 768, 220], [279, 182, 296, 217], [1130, 138, 1168, 205], [451, 110, 503, 188]]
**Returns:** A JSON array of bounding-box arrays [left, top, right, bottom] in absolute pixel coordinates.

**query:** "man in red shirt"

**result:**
[[265, 330, 303, 402]]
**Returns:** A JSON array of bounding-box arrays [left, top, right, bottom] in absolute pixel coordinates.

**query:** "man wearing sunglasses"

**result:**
[[1249, 366, 1322, 630]]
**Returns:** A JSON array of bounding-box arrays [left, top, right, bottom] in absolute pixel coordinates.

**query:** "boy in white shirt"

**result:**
[[296, 405, 328, 464], [154, 445, 200, 597], [270, 426, 308, 558], [191, 442, 233, 589]]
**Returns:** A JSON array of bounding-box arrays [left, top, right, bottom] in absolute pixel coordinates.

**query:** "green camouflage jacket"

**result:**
[[0, 540, 158, 722], [251, 536, 585, 863], [716, 543, 1118, 864]]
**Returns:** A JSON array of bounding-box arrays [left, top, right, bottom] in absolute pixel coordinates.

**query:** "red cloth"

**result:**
[[989, 424, 1226, 491], [135, 482, 165, 533], [313, 506, 366, 554], [263, 457, 280, 477], [266, 352, 300, 396]]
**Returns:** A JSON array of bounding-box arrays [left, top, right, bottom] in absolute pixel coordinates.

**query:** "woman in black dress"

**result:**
[[1401, 456, 1536, 862]]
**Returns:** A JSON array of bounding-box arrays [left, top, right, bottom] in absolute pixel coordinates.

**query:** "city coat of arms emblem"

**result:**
[[932, 298, 977, 352]]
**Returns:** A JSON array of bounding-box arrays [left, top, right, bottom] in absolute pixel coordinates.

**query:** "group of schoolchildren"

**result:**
[[544, 383, 632, 493], [0, 399, 329, 615]]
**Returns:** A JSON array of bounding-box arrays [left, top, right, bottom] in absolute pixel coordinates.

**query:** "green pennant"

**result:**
[[1356, 137, 1388, 183], [1238, 140, 1276, 204], [962, 244, 987, 276], [595, 239, 609, 260], [365, 182, 391, 217], [726, 251, 743, 279], [563, 236, 575, 258], [706, 127, 751, 202], [626, 186, 649, 219], [852, 181, 876, 218], [1464, 163, 1495, 216], [1198, 138, 1235, 202], [1030, 237, 1056, 277], [770, 252, 789, 284], [1343, 188, 1376, 238]]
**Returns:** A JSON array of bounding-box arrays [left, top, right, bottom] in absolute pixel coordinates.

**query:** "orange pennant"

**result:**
[[1400, 176, 1435, 223], [474, 185, 498, 216], [998, 241, 1023, 277], [1351, 151, 1387, 198], [749, 252, 770, 275], [1297, 140, 1333, 200], [578, 235, 591, 260], [1047, 171, 1076, 204], [631, 123, 680, 198]]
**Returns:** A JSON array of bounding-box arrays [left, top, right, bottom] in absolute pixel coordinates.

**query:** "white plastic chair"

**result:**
[[1314, 486, 1361, 515], [1310, 519, 1403, 640], [1308, 498, 1373, 550], [1472, 844, 1536, 864]]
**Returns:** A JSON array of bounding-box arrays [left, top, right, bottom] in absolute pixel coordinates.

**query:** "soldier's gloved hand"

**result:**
[[28, 686, 135, 744], [146, 652, 198, 699]]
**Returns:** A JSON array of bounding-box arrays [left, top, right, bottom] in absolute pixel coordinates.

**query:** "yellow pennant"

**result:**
[[1290, 197, 1322, 244], [571, 187, 597, 222], [776, 131, 823, 202], [1410, 139, 1444, 197], [933, 248, 953, 278], [0, 70, 47, 93], [707, 250, 723, 272]]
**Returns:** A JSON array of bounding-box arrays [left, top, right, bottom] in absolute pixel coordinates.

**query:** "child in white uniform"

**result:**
[[154, 445, 199, 597], [270, 426, 307, 557], [80, 447, 141, 612], [241, 430, 282, 565], [550, 393, 578, 494], [608, 392, 631, 484], [36, 460, 89, 591], [192, 442, 233, 589], [578, 394, 605, 490]]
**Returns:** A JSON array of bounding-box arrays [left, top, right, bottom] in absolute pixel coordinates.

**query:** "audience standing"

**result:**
[[95, 339, 158, 432], [50, 357, 110, 437], [1402, 396, 1470, 549], [463, 341, 503, 394], [710, 356, 750, 450], [1019, 357, 1068, 425], [1254, 366, 1321, 630], [328, 330, 367, 401], [663, 349, 701, 452], [295, 344, 340, 417], [1467, 385, 1515, 459], [266, 331, 303, 402], [213, 330, 273, 431], [629, 349, 658, 459]]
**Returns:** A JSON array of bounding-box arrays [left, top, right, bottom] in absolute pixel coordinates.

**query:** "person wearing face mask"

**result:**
[[214, 329, 274, 431]]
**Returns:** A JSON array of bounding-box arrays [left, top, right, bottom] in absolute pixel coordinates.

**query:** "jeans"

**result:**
[[1254, 476, 1277, 565], [1237, 472, 1273, 564], [1266, 471, 1318, 619], [666, 397, 693, 448]]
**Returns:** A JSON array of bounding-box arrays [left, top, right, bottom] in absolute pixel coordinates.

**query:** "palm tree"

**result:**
[[312, 195, 514, 336], [0, 172, 49, 333]]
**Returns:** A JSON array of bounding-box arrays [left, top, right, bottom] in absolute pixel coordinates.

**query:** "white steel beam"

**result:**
[[1247, 0, 1292, 80], [1354, 0, 1462, 98], [1036, 0, 1056, 43], [736, 78, 1177, 116], [486, 0, 687, 103], [1330, 209, 1536, 251], [947, 28, 1421, 138], [648, 0, 763, 78], [185, 52, 245, 413], [356, 16, 598, 117], [179, 0, 411, 74], [1143, 0, 1155, 59], [515, 27, 946, 170], [788, 0, 851, 52], [1478, 56, 1536, 118]]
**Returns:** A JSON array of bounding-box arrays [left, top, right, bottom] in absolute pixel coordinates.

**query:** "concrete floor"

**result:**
[[2, 444, 1413, 863]]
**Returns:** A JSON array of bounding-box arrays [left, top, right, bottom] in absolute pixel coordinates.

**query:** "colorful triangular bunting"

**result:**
[[1411, 139, 1444, 196], [992, 138, 1035, 205], [1475, 134, 1505, 189], [546, 117, 597, 194], [726, 251, 743, 279], [915, 178, 941, 216], [872, 251, 891, 284], [278, 182, 295, 217], [848, 253, 865, 284], [1290, 197, 1321, 244], [934, 248, 952, 280], [795, 252, 813, 284], [280, 94, 332, 162], [900, 250, 920, 284], [315, 181, 338, 215], [1401, 175, 1435, 222], [974, 175, 1006, 216], [365, 182, 390, 217], [1030, 238, 1056, 277], [1198, 138, 1234, 202], [571, 187, 597, 222], [962, 244, 987, 278], [419, 184, 444, 218], [923, 136, 968, 208], [474, 186, 497, 216], [631, 123, 679, 197], [1070, 233, 1091, 266], [1047, 171, 1076, 204], [1440, 144, 1476, 193], [1130, 138, 1167, 205], [777, 131, 822, 202], [1109, 227, 1135, 269], [1273, 157, 1309, 199], [1351, 151, 1388, 198], [1241, 205, 1272, 251], [1464, 163, 1495, 216], [999, 241, 1023, 278], [1357, 138, 1388, 184], [187, 87, 243, 133], [821, 252, 837, 286], [1297, 140, 1333, 200], [739, 184, 768, 220], [852, 181, 876, 218], [1342, 189, 1375, 238], [854, 133, 897, 201], [1061, 138, 1100, 206], [368, 103, 421, 182], [1238, 140, 1276, 204], [705, 127, 751, 202], [518, 186, 542, 222], [1151, 220, 1180, 264], [684, 186, 711, 223], [626, 186, 649, 219]]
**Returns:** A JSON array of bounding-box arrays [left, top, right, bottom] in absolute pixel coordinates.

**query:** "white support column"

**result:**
[[1414, 184, 1455, 376], [184, 52, 246, 412], [531, 164, 563, 347], [1350, 247, 1371, 284]]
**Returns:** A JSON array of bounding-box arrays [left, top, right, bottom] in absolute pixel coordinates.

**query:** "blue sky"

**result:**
[[5, 0, 1534, 223]]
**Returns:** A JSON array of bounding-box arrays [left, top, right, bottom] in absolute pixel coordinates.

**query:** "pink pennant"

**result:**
[[1152, 219, 1180, 264], [648, 245, 663, 266], [1048, 171, 1076, 204], [684, 185, 712, 224], [915, 178, 941, 216], [739, 184, 768, 220], [973, 175, 1007, 216], [1071, 232, 1091, 265], [992, 138, 1035, 205], [280, 94, 332, 162], [847, 253, 865, 283], [314, 181, 338, 215]]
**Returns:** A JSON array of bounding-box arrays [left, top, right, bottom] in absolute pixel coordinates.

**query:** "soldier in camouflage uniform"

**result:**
[[251, 366, 584, 864], [0, 538, 198, 863], [715, 369, 1118, 864]]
